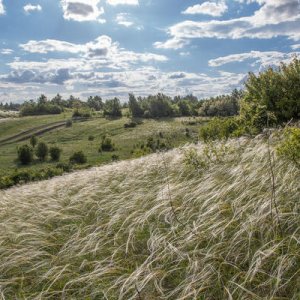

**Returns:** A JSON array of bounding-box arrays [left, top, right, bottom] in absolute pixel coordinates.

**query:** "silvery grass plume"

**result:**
[[0, 133, 299, 299]]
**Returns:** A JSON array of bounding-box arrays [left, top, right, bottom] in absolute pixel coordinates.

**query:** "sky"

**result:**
[[0, 0, 299, 103]]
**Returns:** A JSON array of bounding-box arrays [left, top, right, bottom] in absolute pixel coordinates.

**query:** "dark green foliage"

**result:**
[[277, 127, 300, 168], [66, 119, 73, 127], [20, 95, 62, 116], [72, 109, 92, 118], [69, 151, 87, 164], [87, 96, 103, 111], [35, 142, 49, 161], [199, 117, 240, 142], [100, 136, 115, 152], [128, 93, 144, 117], [88, 135, 95, 141], [17, 145, 33, 165], [111, 154, 119, 161], [49, 146, 62, 161], [198, 89, 242, 117], [124, 121, 137, 128], [241, 57, 300, 128], [56, 162, 73, 172], [30, 135, 38, 148], [103, 98, 122, 117]]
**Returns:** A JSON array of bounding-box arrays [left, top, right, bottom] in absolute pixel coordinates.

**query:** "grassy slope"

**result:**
[[0, 116, 202, 177], [0, 133, 299, 299]]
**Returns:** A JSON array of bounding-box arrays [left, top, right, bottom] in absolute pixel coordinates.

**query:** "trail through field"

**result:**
[[0, 118, 90, 147]]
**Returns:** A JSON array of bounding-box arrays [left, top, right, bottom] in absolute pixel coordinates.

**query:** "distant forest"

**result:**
[[0, 89, 243, 118]]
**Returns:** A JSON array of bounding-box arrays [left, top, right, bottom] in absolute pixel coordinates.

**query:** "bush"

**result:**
[[36, 142, 49, 161], [72, 109, 91, 118], [56, 162, 72, 172], [240, 58, 300, 130], [124, 122, 137, 128], [88, 135, 95, 141], [199, 117, 241, 142], [49, 146, 62, 161], [18, 145, 33, 165], [66, 119, 73, 127], [277, 127, 300, 168], [30, 135, 38, 148], [69, 151, 87, 164], [100, 136, 115, 152]]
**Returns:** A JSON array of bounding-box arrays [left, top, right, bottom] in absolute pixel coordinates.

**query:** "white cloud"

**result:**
[[208, 50, 300, 68], [0, 0, 5, 14], [106, 0, 139, 6], [1, 48, 14, 55], [182, 1, 228, 17], [291, 44, 300, 50], [61, 0, 105, 23], [155, 0, 300, 49], [24, 4, 42, 14], [19, 36, 167, 66], [116, 13, 134, 27]]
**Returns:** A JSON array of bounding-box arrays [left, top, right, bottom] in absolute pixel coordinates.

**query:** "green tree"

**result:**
[[128, 93, 144, 117], [30, 135, 38, 148], [49, 146, 62, 161], [36, 142, 49, 161], [69, 151, 87, 164], [103, 98, 122, 117], [17, 145, 33, 165]]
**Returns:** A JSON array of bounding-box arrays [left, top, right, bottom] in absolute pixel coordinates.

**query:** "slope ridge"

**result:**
[[0, 134, 299, 299]]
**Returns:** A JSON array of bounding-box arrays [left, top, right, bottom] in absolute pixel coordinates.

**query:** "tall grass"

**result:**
[[0, 133, 299, 299]]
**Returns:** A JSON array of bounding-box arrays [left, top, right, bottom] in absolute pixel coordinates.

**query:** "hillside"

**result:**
[[0, 132, 299, 299]]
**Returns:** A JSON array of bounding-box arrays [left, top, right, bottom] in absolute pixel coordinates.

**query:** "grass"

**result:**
[[0, 131, 299, 299], [0, 115, 205, 180]]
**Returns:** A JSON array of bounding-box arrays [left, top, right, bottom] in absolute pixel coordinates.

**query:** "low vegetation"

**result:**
[[0, 132, 299, 299]]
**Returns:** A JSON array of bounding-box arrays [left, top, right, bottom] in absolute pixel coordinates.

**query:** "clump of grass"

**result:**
[[0, 132, 299, 299]]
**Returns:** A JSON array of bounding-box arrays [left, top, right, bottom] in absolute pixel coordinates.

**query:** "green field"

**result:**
[[0, 114, 207, 183]]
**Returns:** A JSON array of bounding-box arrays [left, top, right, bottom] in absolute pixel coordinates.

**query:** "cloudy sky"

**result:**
[[0, 0, 299, 103]]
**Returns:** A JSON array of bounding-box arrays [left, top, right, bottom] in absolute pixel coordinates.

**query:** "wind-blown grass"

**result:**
[[0, 133, 299, 299]]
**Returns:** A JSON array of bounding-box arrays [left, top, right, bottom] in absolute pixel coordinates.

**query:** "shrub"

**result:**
[[277, 127, 300, 168], [17, 145, 33, 165], [69, 151, 87, 164], [56, 162, 72, 172], [100, 137, 115, 152], [111, 154, 119, 161], [72, 109, 91, 118], [88, 135, 95, 141], [124, 122, 137, 128], [199, 117, 240, 142], [49, 146, 62, 161], [35, 142, 49, 161], [30, 135, 38, 148], [66, 119, 73, 127]]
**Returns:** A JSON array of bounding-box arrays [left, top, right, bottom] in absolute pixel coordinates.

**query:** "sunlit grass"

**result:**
[[0, 132, 299, 299]]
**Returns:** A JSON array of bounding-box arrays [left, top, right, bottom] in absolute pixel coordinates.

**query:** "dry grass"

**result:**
[[0, 133, 299, 299]]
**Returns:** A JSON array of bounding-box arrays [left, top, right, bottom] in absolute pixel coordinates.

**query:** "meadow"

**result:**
[[0, 131, 299, 299], [0, 114, 207, 187]]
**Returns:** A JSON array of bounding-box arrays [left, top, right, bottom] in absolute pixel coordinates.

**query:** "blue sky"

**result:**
[[0, 0, 299, 103]]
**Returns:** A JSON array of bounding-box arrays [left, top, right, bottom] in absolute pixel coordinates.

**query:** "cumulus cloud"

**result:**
[[0, 0, 5, 14], [182, 1, 228, 17], [208, 50, 300, 68], [155, 0, 300, 49], [1, 69, 72, 85], [19, 36, 167, 64], [106, 0, 139, 6], [24, 4, 42, 14], [61, 0, 105, 22]]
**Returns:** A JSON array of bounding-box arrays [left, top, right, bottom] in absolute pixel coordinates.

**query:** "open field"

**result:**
[[0, 115, 207, 181], [0, 133, 299, 299]]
